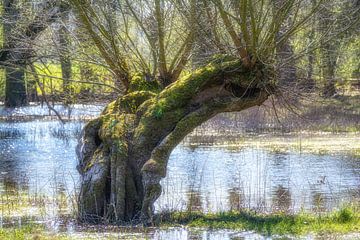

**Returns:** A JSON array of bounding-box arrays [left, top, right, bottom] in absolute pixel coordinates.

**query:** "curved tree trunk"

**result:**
[[77, 59, 272, 224]]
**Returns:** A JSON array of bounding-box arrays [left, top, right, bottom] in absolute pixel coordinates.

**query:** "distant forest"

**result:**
[[0, 0, 359, 107]]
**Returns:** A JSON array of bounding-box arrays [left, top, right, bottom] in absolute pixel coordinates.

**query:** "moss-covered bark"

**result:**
[[77, 58, 273, 224]]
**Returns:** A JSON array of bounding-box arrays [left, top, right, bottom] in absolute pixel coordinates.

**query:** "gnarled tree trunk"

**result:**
[[76, 58, 272, 224]]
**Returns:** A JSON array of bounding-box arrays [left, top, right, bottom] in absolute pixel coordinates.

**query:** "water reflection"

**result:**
[[311, 192, 327, 213], [159, 145, 360, 213], [186, 189, 203, 212], [151, 228, 268, 240], [0, 104, 104, 119], [0, 121, 82, 195], [29, 226, 337, 240], [228, 187, 245, 211], [0, 105, 359, 220], [272, 185, 292, 213]]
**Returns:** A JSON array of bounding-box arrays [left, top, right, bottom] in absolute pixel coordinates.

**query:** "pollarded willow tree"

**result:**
[[71, 0, 324, 224]]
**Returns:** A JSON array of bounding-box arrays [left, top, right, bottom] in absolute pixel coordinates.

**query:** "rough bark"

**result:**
[[77, 58, 273, 224]]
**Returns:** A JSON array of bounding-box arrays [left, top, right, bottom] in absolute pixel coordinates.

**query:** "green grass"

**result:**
[[1, 207, 359, 239], [0, 224, 70, 240], [161, 207, 360, 236], [0, 224, 144, 240]]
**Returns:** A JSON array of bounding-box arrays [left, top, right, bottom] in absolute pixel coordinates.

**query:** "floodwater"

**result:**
[[0, 104, 359, 239]]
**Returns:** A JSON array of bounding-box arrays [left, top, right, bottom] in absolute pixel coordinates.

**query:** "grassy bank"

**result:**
[[0, 224, 72, 240], [0, 207, 359, 239], [162, 207, 360, 236]]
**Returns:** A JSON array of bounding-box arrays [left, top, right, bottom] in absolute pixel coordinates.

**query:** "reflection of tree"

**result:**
[[185, 133, 216, 147], [2, 176, 21, 194], [350, 186, 360, 201], [0, 139, 30, 195], [228, 187, 244, 211], [186, 189, 202, 213], [55, 183, 69, 214], [312, 192, 327, 213], [188, 230, 203, 240], [186, 144, 199, 152], [272, 185, 292, 213], [272, 153, 288, 167]]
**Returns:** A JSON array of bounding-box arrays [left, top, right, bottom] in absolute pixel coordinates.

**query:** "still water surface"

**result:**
[[0, 104, 359, 239]]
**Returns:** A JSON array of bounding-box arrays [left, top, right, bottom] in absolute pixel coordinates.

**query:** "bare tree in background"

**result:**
[[57, 4, 72, 102], [318, 0, 360, 97], [0, 0, 67, 107]]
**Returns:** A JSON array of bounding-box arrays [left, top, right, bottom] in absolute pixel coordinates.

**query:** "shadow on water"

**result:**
[[0, 104, 359, 239]]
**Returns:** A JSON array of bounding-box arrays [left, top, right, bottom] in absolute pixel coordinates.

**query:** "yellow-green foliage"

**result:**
[[30, 63, 115, 96], [338, 37, 360, 83]]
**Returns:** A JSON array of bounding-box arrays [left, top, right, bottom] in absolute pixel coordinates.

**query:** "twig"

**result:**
[[29, 63, 65, 124]]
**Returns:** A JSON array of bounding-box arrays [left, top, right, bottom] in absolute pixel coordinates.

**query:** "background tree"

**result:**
[[317, 0, 359, 97], [57, 4, 72, 101], [0, 0, 67, 107]]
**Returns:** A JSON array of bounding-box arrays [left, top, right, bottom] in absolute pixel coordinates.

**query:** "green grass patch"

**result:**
[[161, 207, 360, 236], [0, 224, 70, 240], [1, 207, 359, 239]]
